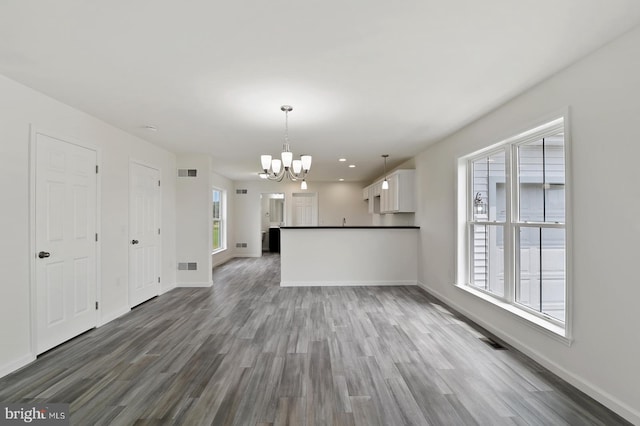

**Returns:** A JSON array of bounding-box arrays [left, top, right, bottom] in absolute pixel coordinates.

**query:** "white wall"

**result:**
[[176, 154, 212, 286], [281, 228, 418, 286], [0, 74, 177, 377], [233, 180, 371, 257], [211, 170, 235, 267], [413, 26, 640, 423]]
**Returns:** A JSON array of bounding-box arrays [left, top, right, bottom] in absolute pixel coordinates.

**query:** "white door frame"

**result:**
[[28, 126, 102, 356], [128, 159, 162, 307]]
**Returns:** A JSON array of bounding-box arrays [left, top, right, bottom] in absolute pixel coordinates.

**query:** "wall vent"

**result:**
[[236, 189, 248, 194], [178, 262, 198, 270], [479, 337, 506, 350], [177, 169, 198, 177], [235, 243, 248, 248]]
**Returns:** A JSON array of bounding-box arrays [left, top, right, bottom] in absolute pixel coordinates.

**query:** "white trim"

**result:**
[[176, 281, 213, 288], [416, 281, 639, 426], [212, 249, 233, 268], [0, 354, 36, 379], [454, 284, 569, 342], [280, 280, 417, 287], [98, 307, 131, 327]]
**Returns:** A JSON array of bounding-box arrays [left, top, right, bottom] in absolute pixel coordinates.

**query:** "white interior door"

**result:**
[[35, 132, 97, 354], [291, 192, 318, 226], [129, 162, 160, 307]]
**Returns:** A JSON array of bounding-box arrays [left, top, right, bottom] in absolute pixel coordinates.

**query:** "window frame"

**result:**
[[466, 147, 509, 300], [456, 113, 572, 343], [212, 188, 226, 254]]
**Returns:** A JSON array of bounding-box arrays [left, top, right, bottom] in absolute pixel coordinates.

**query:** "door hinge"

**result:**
[[158, 180, 161, 187], [95, 301, 99, 310], [158, 228, 161, 235], [158, 277, 161, 283], [96, 165, 99, 174], [95, 233, 98, 242]]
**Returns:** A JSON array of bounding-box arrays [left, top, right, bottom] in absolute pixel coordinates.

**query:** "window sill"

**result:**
[[454, 283, 572, 346], [211, 248, 227, 256]]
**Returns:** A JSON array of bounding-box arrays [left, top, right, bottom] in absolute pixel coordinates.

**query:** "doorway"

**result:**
[[32, 131, 98, 354], [291, 192, 318, 226], [129, 161, 161, 307], [261, 193, 284, 252]]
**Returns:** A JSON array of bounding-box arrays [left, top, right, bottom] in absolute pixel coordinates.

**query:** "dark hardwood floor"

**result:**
[[0, 254, 631, 425]]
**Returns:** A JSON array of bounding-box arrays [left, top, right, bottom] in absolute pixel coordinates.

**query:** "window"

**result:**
[[458, 116, 569, 336], [212, 188, 226, 252]]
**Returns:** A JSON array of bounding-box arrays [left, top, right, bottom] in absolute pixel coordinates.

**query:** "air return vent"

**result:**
[[178, 262, 198, 270], [235, 243, 248, 248], [479, 337, 506, 350], [177, 169, 198, 177], [236, 189, 248, 194]]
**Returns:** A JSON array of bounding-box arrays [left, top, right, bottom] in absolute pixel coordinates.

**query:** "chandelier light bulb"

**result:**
[[281, 150, 293, 168], [292, 160, 302, 174], [271, 158, 282, 174], [261, 155, 272, 171], [301, 180, 307, 190], [301, 155, 312, 171]]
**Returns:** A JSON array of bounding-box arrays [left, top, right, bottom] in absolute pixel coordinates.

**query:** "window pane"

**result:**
[[518, 134, 565, 223], [212, 189, 223, 251], [471, 151, 506, 222], [213, 220, 221, 250], [516, 227, 565, 321], [470, 224, 504, 296], [212, 190, 221, 220]]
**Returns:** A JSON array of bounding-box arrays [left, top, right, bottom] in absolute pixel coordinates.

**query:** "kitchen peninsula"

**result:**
[[280, 226, 419, 287]]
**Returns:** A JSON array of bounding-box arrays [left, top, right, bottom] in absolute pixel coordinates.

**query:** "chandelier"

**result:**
[[260, 105, 312, 188]]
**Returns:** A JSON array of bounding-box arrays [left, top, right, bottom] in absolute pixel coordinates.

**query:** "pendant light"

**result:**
[[381, 154, 389, 190]]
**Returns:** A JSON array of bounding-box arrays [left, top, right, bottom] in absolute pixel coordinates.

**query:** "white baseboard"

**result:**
[[176, 281, 213, 288], [98, 306, 131, 327], [0, 354, 36, 379], [416, 281, 640, 425], [212, 251, 234, 267], [281, 280, 417, 287]]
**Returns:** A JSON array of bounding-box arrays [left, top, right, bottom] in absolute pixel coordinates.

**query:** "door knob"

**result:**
[[131, 239, 139, 245], [38, 251, 51, 259]]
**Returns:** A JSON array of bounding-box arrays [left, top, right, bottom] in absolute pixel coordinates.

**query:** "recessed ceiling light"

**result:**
[[339, 178, 345, 182], [348, 164, 356, 168], [338, 158, 347, 162], [143, 125, 157, 132]]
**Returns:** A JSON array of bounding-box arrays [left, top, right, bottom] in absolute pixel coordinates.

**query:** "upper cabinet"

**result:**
[[364, 170, 415, 214]]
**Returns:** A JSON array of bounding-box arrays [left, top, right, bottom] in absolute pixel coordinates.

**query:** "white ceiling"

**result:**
[[2, 1, 640, 182]]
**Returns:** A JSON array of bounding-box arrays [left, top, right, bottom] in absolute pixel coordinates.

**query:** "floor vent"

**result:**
[[177, 169, 198, 177], [480, 337, 507, 350]]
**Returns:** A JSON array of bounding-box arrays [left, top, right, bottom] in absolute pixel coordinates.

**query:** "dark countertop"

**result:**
[[279, 226, 420, 229]]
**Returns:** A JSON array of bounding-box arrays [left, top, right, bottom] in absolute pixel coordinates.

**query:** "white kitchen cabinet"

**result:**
[[367, 181, 383, 213], [380, 170, 415, 213], [362, 187, 370, 200]]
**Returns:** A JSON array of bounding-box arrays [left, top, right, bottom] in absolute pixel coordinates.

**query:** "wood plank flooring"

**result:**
[[0, 254, 631, 425]]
